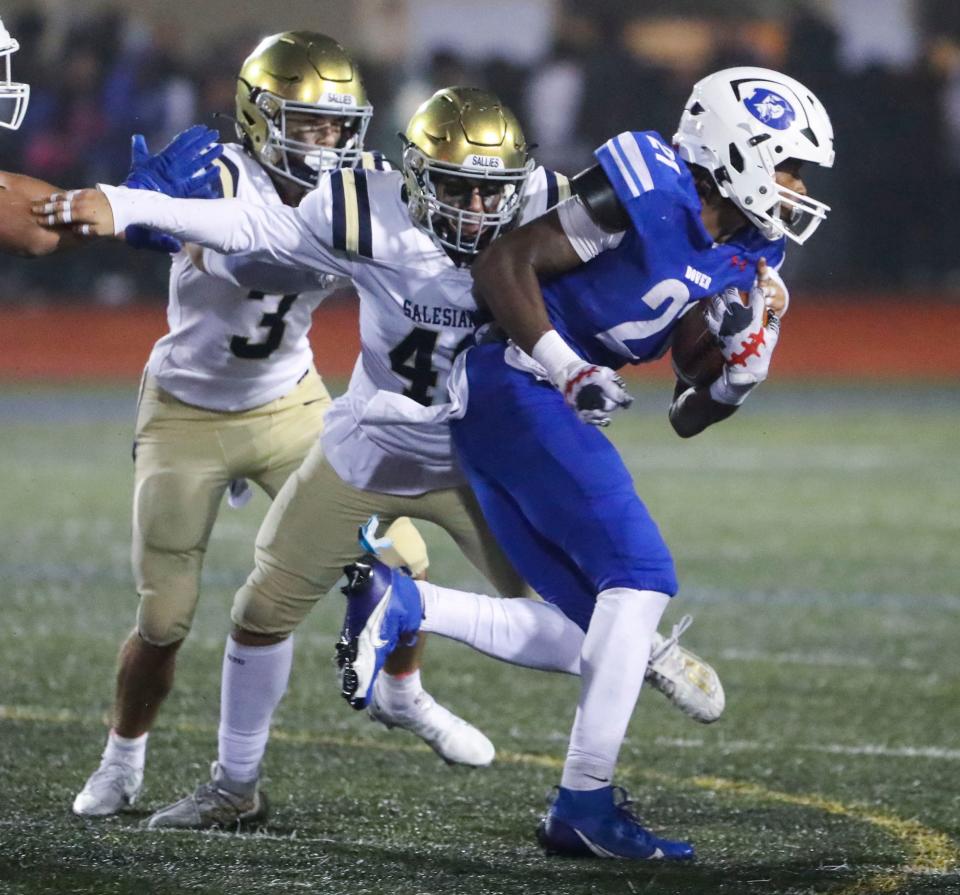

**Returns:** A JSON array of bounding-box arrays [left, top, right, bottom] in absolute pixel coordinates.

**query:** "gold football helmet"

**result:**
[[236, 31, 372, 188], [402, 87, 534, 256]]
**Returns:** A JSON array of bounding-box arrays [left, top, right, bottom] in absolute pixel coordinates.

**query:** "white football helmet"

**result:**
[[0, 18, 28, 130], [674, 67, 834, 245]]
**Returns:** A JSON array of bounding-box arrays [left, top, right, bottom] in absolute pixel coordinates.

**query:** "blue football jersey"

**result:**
[[542, 131, 786, 370]]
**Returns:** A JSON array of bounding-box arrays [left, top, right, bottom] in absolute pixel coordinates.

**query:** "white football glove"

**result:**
[[556, 360, 633, 427], [705, 284, 780, 387], [531, 330, 633, 426]]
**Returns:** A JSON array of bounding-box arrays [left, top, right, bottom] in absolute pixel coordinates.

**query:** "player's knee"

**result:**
[[380, 517, 429, 577], [231, 575, 301, 639], [136, 592, 196, 646], [133, 546, 204, 646]]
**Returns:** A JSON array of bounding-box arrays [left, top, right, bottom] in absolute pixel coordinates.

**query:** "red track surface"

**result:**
[[1, 296, 958, 381]]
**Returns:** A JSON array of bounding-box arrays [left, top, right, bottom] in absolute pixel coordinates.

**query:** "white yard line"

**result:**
[[718, 647, 921, 670], [4, 704, 957, 763], [655, 736, 960, 761]]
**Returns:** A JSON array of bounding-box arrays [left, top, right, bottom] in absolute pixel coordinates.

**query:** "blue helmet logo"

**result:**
[[743, 87, 795, 130]]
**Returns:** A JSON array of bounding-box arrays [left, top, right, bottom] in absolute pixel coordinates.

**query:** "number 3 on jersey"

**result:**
[[230, 291, 299, 360], [389, 327, 473, 406]]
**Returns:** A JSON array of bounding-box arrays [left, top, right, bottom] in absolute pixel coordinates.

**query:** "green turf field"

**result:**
[[1, 382, 958, 895]]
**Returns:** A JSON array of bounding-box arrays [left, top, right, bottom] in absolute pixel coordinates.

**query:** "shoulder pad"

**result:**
[[359, 151, 392, 172], [541, 168, 571, 211], [213, 153, 241, 200], [595, 131, 691, 205], [519, 166, 571, 223]]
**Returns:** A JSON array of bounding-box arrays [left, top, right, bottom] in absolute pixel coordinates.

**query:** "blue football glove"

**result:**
[[123, 125, 224, 253], [123, 125, 223, 197]]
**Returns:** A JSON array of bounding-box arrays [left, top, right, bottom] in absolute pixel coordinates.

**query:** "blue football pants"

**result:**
[[451, 345, 677, 631]]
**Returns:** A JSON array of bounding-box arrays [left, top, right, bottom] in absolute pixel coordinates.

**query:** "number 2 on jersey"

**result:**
[[230, 291, 299, 360]]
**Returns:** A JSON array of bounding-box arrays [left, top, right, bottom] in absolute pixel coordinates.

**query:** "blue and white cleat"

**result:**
[[336, 555, 423, 710], [536, 785, 695, 861]]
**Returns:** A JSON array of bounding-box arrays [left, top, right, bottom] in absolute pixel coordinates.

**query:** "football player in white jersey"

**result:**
[[39, 87, 726, 831], [67, 31, 442, 819]]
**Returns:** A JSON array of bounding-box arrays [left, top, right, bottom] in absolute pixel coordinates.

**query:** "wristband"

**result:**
[[531, 330, 582, 385], [708, 367, 757, 406], [97, 183, 144, 236]]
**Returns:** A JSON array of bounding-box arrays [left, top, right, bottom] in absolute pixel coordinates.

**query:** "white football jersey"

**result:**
[[146, 144, 336, 411], [219, 165, 568, 494], [103, 164, 569, 491]]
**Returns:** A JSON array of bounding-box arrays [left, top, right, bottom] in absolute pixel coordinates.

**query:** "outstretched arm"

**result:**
[[3, 125, 223, 257], [33, 182, 350, 281]]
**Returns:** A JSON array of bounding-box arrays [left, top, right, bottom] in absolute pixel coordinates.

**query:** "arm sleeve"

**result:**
[[570, 163, 630, 231], [99, 179, 353, 279], [201, 250, 331, 293], [556, 195, 625, 263]]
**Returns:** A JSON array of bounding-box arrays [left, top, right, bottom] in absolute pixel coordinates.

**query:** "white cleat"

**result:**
[[369, 686, 495, 767], [647, 615, 725, 723], [72, 761, 143, 817]]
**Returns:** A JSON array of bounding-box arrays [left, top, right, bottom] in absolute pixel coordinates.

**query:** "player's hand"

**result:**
[[557, 360, 633, 426], [123, 125, 223, 199], [756, 257, 789, 317], [123, 125, 223, 253], [707, 283, 780, 386], [32, 189, 115, 238]]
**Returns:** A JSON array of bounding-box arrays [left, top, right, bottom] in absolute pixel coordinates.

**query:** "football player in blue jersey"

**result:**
[[336, 67, 835, 860]]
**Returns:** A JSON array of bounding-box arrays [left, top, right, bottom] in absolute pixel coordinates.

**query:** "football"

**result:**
[[670, 302, 725, 387]]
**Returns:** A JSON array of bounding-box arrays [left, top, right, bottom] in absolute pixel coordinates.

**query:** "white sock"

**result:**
[[218, 635, 293, 784], [374, 668, 424, 715], [561, 588, 669, 791], [418, 581, 583, 674], [103, 730, 148, 770]]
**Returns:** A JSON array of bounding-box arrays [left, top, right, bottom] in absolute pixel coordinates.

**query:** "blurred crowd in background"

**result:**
[[2, 0, 960, 302]]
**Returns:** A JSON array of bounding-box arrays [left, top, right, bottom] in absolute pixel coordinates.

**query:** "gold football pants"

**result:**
[[133, 369, 427, 646], [232, 438, 531, 636]]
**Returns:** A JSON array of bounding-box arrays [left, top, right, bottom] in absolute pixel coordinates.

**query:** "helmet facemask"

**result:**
[[764, 178, 829, 244], [0, 30, 29, 130], [713, 133, 831, 245], [250, 89, 372, 189], [401, 87, 534, 259], [403, 141, 533, 256]]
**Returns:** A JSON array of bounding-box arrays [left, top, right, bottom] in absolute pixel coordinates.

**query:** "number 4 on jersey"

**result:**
[[388, 328, 439, 405], [388, 327, 473, 406]]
